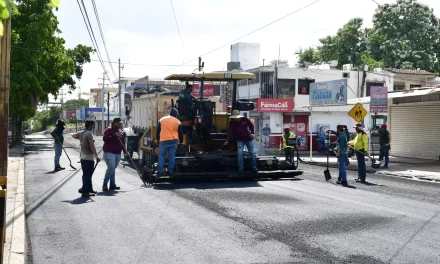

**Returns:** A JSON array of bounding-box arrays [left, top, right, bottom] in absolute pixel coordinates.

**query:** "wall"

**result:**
[[230, 42, 260, 71], [269, 112, 283, 133], [238, 83, 260, 99], [277, 68, 363, 110]]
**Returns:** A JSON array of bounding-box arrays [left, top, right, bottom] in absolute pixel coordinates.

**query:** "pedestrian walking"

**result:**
[[50, 119, 66, 172], [156, 108, 183, 177], [224, 110, 257, 173], [378, 124, 391, 169], [349, 124, 369, 183], [102, 117, 126, 191], [72, 121, 101, 197], [335, 125, 348, 186]]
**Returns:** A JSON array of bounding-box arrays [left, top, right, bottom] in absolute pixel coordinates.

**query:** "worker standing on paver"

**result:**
[[102, 117, 125, 191], [349, 124, 369, 183], [178, 84, 195, 108], [72, 121, 101, 197], [224, 110, 257, 173], [50, 119, 66, 172], [156, 108, 183, 177]]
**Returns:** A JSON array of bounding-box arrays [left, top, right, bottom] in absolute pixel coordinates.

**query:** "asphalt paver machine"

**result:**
[[139, 70, 303, 184]]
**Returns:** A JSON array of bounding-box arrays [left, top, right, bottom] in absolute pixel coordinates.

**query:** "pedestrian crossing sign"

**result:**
[[348, 103, 367, 123]]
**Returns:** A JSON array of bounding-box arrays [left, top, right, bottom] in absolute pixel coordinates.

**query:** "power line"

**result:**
[[152, 0, 322, 77], [169, 0, 184, 49], [91, 0, 117, 80], [91, 59, 197, 67], [371, 0, 380, 6]]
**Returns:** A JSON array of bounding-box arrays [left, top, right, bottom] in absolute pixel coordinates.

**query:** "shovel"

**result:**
[[324, 131, 331, 181], [348, 146, 383, 167]]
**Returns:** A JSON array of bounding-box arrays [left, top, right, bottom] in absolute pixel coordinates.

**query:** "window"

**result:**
[[393, 84, 405, 91], [298, 78, 315, 95], [343, 72, 350, 78], [410, 84, 422, 89], [366, 82, 385, 96]]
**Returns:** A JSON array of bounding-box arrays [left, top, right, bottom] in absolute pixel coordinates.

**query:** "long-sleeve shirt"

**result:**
[[349, 132, 368, 151], [227, 118, 254, 142], [179, 90, 193, 105], [103, 127, 126, 154], [50, 126, 64, 144]]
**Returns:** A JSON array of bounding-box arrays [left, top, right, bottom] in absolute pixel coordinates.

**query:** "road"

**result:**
[[24, 134, 440, 264]]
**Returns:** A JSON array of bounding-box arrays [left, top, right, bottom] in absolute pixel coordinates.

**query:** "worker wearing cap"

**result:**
[[50, 119, 66, 172], [102, 117, 126, 191], [349, 124, 369, 183], [280, 127, 297, 162], [378, 124, 391, 169], [156, 108, 184, 176], [224, 110, 257, 173]]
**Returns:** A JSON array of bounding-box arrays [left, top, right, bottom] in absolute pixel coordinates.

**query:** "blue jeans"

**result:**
[[81, 159, 94, 193], [237, 140, 256, 170], [158, 140, 178, 174], [317, 139, 325, 152], [103, 152, 121, 186], [379, 147, 389, 167], [54, 143, 62, 167], [356, 151, 366, 181], [338, 153, 347, 181]]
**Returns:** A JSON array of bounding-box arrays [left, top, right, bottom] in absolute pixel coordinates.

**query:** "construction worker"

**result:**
[[335, 125, 348, 186], [72, 121, 101, 197], [102, 117, 126, 191], [329, 125, 350, 165], [224, 110, 257, 173], [156, 108, 183, 176], [280, 127, 297, 162], [178, 84, 195, 107], [349, 124, 369, 183], [50, 119, 66, 172]]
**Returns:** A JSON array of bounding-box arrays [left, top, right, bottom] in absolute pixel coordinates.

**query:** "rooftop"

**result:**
[[383, 68, 435, 75]]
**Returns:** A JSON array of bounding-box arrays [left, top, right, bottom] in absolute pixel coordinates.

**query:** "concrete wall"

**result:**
[[277, 68, 363, 111], [230, 42, 260, 71]]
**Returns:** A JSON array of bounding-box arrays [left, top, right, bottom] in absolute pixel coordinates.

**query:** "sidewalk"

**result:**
[[3, 143, 25, 264]]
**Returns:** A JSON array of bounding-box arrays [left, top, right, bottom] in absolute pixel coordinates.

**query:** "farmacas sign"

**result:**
[[257, 98, 293, 112]]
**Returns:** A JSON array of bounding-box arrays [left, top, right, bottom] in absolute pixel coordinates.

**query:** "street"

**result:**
[[24, 134, 440, 264]]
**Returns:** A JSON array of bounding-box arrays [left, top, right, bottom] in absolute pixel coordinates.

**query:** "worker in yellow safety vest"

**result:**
[[280, 127, 297, 162]]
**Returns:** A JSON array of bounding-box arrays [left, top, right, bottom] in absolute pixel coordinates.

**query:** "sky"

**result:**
[[51, 0, 440, 102]]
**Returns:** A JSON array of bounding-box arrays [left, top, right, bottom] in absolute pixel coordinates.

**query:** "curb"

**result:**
[[3, 157, 26, 264]]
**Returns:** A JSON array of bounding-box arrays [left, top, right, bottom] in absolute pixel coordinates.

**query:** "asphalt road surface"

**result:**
[[24, 134, 440, 264]]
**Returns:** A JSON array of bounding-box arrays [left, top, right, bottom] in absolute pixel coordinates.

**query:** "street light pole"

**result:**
[[101, 72, 106, 135]]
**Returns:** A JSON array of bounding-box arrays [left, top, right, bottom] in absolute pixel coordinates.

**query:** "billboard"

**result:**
[[192, 83, 216, 98], [63, 110, 76, 119], [370, 86, 388, 113], [310, 79, 347, 106], [257, 98, 293, 112]]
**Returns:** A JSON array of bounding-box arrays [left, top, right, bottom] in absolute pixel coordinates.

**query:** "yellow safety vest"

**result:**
[[281, 133, 297, 149]]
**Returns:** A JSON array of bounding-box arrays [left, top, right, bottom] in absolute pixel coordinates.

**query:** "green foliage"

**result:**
[[368, 0, 440, 70], [299, 0, 440, 73], [63, 98, 89, 110], [296, 47, 320, 65], [30, 106, 62, 132], [10, 0, 93, 127]]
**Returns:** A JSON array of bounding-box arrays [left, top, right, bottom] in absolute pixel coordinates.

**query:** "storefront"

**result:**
[[257, 98, 294, 147]]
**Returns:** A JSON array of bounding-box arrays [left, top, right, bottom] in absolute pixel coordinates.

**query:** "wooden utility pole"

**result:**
[[0, 11, 12, 176], [118, 58, 122, 118]]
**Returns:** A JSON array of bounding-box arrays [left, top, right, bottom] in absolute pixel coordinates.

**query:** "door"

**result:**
[[390, 104, 440, 160]]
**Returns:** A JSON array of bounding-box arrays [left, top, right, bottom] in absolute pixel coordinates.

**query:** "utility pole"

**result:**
[[101, 72, 106, 135], [107, 91, 110, 125], [118, 58, 122, 118]]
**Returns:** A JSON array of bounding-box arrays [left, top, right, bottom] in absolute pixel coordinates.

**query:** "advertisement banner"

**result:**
[[310, 79, 348, 106], [293, 123, 308, 151], [192, 83, 216, 98], [84, 108, 104, 119], [63, 110, 76, 119], [370, 86, 388, 113], [257, 98, 294, 112]]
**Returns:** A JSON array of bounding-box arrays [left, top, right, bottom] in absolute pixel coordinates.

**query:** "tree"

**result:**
[[63, 98, 89, 110], [10, 0, 93, 141], [296, 47, 320, 66], [368, 0, 440, 70]]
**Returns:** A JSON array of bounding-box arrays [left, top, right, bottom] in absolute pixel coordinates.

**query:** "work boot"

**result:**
[[54, 167, 62, 172], [81, 192, 95, 198], [102, 185, 109, 191], [58, 166, 66, 170], [341, 181, 348, 186], [109, 185, 120, 190]]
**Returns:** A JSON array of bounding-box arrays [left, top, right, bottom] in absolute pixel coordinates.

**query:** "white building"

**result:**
[[230, 42, 260, 71], [110, 77, 140, 116]]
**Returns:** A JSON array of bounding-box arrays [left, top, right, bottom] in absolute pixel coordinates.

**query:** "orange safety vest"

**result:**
[[159, 115, 181, 142]]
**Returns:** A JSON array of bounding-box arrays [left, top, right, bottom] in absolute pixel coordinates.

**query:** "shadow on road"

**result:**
[[61, 197, 94, 205]]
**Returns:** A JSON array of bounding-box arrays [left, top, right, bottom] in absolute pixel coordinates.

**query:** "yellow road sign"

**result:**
[[348, 102, 367, 123]]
